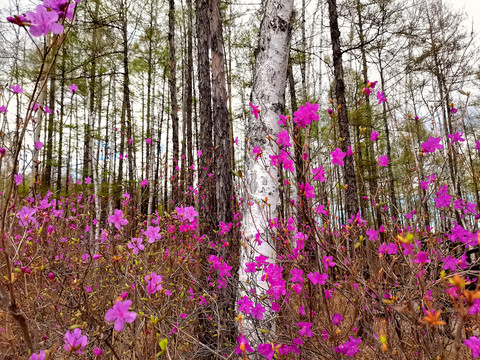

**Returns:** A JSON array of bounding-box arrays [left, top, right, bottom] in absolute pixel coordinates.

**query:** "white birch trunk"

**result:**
[[238, 0, 293, 347]]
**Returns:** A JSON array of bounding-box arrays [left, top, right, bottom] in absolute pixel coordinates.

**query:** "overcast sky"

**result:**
[[455, 0, 480, 33]]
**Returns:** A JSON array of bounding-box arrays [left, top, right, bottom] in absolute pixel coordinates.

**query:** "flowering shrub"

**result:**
[[2, 1, 480, 359]]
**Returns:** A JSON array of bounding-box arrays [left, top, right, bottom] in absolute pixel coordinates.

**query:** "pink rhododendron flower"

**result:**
[[14, 173, 23, 186], [105, 300, 137, 332], [176, 206, 198, 223], [235, 335, 254, 355], [277, 129, 292, 147], [30, 351, 46, 360], [252, 146, 262, 159], [298, 182, 315, 199], [370, 130, 379, 141], [464, 336, 480, 358], [307, 272, 328, 285], [297, 322, 314, 337], [145, 272, 163, 295], [144, 225, 161, 243], [141, 178, 148, 187], [421, 136, 443, 153], [64, 328, 88, 354], [448, 132, 465, 144], [34, 141, 44, 150], [376, 91, 386, 104], [68, 83, 78, 94], [11, 84, 23, 94], [292, 102, 319, 128], [249, 102, 260, 119], [331, 148, 346, 166], [378, 154, 389, 167], [312, 166, 326, 182], [108, 209, 128, 230], [127, 237, 144, 255], [335, 336, 361, 357], [27, 5, 63, 37]]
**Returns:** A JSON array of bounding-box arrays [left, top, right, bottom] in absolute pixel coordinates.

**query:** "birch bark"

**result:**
[[239, 0, 293, 345]]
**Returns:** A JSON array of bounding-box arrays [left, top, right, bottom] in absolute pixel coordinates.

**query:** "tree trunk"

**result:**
[[327, 0, 359, 220], [239, 0, 293, 345], [196, 0, 214, 220], [169, 0, 180, 205]]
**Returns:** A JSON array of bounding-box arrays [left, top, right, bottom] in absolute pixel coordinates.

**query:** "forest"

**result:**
[[1, 0, 480, 358]]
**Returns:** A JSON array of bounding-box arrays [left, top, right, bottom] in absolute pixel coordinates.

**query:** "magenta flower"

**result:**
[[322, 255, 336, 269], [30, 351, 45, 360], [145, 272, 163, 295], [17, 207, 37, 227], [335, 336, 361, 357], [11, 84, 23, 94], [277, 129, 292, 147], [34, 141, 44, 150], [105, 299, 137, 332], [237, 295, 253, 314], [312, 166, 326, 182], [144, 226, 161, 243], [331, 313, 343, 325], [448, 131, 465, 144], [44, 0, 76, 20], [218, 221, 233, 235], [250, 303, 266, 320], [93, 347, 103, 356], [141, 178, 148, 187], [175, 206, 198, 223], [421, 136, 443, 153], [442, 255, 458, 271], [0, 105, 7, 113], [252, 146, 262, 159], [235, 335, 254, 355], [293, 102, 319, 128], [64, 328, 88, 354], [14, 173, 22, 186], [469, 299, 480, 315], [249, 102, 260, 119], [258, 343, 275, 360], [145, 138, 151, 144], [435, 185, 451, 208], [370, 130, 379, 141], [307, 272, 328, 285], [366, 228, 379, 241], [378, 154, 389, 167], [331, 147, 346, 166], [376, 91, 386, 104], [297, 322, 314, 337], [26, 5, 64, 37], [299, 182, 315, 199], [108, 209, 128, 230], [7, 14, 28, 26], [413, 251, 430, 265], [476, 140, 480, 152], [127, 237, 144, 255], [84, 177, 92, 184], [464, 336, 480, 358], [68, 83, 78, 94]]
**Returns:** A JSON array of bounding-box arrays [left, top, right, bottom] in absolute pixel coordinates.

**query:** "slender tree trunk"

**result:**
[[210, 0, 236, 348], [327, 0, 359, 220], [378, 55, 398, 220], [239, 0, 293, 345], [45, 65, 56, 189], [169, 0, 180, 205], [186, 0, 194, 204]]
